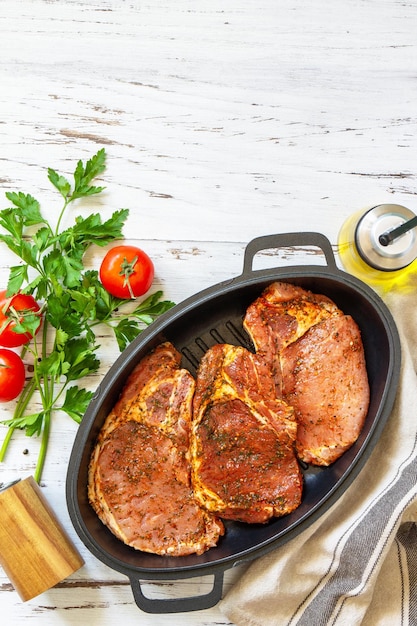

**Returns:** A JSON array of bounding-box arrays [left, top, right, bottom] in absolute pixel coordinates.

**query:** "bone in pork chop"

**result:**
[[244, 282, 370, 466], [88, 342, 224, 556], [191, 343, 303, 523]]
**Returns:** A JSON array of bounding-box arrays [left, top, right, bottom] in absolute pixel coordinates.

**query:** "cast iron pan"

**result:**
[[66, 232, 401, 613]]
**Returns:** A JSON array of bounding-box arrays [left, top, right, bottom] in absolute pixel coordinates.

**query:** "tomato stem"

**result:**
[[120, 256, 138, 299]]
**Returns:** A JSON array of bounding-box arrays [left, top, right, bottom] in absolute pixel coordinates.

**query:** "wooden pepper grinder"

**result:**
[[0, 476, 84, 601]]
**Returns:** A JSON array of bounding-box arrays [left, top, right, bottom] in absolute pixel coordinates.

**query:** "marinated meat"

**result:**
[[244, 282, 341, 367], [88, 279, 370, 555], [244, 281, 370, 466], [191, 343, 303, 523], [88, 342, 224, 557], [281, 315, 370, 465]]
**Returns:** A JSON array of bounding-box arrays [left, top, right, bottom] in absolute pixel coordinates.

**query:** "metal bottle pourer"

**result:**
[[378, 214, 417, 247], [355, 204, 417, 272]]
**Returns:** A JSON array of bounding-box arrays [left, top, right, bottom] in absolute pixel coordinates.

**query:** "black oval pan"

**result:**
[[66, 232, 401, 613]]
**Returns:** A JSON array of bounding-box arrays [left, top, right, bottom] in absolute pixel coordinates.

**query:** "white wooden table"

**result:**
[[1, 1, 416, 623]]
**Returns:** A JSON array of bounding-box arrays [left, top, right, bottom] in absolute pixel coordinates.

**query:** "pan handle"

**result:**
[[241, 232, 337, 277], [129, 571, 224, 613]]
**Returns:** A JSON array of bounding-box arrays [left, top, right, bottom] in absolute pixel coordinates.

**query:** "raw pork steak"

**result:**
[[244, 282, 370, 466], [88, 342, 224, 556], [281, 315, 370, 465], [191, 343, 303, 523]]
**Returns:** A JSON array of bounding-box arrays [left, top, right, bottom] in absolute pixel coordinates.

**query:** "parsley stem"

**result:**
[[34, 409, 50, 484], [55, 198, 70, 238], [0, 375, 37, 462], [0, 426, 15, 462]]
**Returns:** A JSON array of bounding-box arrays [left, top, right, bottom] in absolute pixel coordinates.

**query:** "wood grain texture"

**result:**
[[0, 477, 83, 601], [1, 0, 417, 623]]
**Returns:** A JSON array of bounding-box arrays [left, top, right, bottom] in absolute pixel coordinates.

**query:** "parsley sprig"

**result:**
[[0, 149, 175, 482]]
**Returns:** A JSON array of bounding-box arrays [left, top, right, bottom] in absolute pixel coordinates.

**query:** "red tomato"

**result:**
[[99, 245, 155, 299], [0, 291, 42, 348], [0, 348, 26, 402]]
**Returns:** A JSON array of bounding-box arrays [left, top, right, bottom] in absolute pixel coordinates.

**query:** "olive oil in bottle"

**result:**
[[338, 204, 417, 292]]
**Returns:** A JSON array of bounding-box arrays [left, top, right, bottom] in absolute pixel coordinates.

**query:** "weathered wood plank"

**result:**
[[1, 0, 417, 623]]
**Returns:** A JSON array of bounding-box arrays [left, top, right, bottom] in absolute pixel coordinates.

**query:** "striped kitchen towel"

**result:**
[[220, 291, 417, 626]]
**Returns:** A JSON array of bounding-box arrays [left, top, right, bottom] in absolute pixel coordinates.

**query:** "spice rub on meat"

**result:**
[[244, 281, 341, 359], [281, 315, 370, 465], [191, 344, 303, 523], [244, 282, 370, 466], [88, 342, 224, 557]]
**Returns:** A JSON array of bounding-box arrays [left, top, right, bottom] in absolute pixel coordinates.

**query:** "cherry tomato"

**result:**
[[0, 291, 42, 348], [0, 348, 26, 402], [99, 245, 155, 299]]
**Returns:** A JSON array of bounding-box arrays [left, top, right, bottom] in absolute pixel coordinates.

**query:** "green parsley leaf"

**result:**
[[43, 248, 84, 288], [45, 291, 84, 337], [113, 318, 142, 351], [4, 192, 45, 227], [60, 209, 129, 250], [10, 311, 42, 338], [1, 412, 45, 438], [32, 225, 53, 252], [80, 269, 122, 321], [6, 264, 29, 295], [47, 168, 72, 199], [111, 292, 175, 351], [60, 386, 94, 424], [63, 338, 100, 381], [71, 148, 106, 200], [131, 290, 175, 320], [37, 350, 68, 380], [0, 209, 24, 240]]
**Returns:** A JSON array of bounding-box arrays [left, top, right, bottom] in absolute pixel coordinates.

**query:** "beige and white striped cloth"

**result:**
[[221, 291, 417, 626]]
